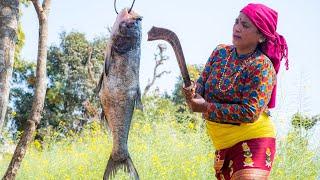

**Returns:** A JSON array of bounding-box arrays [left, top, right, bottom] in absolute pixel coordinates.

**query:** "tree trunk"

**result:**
[[0, 0, 19, 132], [3, 0, 51, 179]]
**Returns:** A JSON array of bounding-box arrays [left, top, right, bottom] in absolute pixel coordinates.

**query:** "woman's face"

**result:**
[[232, 13, 263, 50]]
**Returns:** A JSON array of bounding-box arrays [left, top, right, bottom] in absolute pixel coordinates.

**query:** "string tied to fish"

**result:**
[[114, 0, 136, 14]]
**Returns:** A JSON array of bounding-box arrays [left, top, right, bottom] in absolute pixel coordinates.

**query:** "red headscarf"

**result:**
[[241, 3, 289, 108]]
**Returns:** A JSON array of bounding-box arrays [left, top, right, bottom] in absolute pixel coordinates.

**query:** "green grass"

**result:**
[[1, 120, 319, 179], [0, 121, 215, 179], [271, 131, 320, 180]]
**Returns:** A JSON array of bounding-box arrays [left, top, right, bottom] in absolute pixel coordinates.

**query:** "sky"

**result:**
[[21, 0, 320, 136]]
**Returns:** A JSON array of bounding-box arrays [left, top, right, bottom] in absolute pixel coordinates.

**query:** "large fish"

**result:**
[[97, 9, 143, 180]]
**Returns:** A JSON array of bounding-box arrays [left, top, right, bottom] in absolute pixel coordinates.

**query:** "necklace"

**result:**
[[218, 48, 256, 92]]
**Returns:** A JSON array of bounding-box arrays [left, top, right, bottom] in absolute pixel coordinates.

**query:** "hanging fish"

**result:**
[[97, 8, 142, 180]]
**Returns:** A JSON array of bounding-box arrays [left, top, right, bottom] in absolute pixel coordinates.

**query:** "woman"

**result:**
[[183, 3, 288, 179]]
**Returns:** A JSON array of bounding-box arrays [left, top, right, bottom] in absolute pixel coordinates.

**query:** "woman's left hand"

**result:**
[[188, 94, 210, 113]]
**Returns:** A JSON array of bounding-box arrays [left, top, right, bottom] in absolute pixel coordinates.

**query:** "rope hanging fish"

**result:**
[[114, 0, 136, 14]]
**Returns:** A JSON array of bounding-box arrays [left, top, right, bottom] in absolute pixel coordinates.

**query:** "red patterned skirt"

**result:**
[[214, 137, 276, 180]]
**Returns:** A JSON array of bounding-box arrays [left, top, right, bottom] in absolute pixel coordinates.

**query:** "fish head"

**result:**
[[111, 9, 142, 54]]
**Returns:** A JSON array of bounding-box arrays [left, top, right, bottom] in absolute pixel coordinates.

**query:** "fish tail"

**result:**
[[103, 155, 139, 180]]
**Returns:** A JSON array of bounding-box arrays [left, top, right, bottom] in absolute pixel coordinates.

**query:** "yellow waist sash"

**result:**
[[206, 112, 276, 150]]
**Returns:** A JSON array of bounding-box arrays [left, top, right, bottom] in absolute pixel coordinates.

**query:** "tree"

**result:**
[[8, 59, 36, 133], [43, 32, 105, 131], [3, 0, 51, 178], [8, 32, 106, 134], [0, 0, 19, 132]]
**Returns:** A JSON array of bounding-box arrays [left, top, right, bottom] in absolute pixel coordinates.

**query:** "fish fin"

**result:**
[[95, 72, 104, 95], [135, 87, 143, 111], [96, 41, 112, 95], [104, 41, 112, 77], [104, 56, 111, 77], [100, 110, 111, 132], [103, 155, 139, 180]]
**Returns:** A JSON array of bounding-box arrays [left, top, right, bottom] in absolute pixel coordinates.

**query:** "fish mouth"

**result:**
[[118, 17, 142, 37], [112, 18, 142, 54], [233, 34, 241, 40]]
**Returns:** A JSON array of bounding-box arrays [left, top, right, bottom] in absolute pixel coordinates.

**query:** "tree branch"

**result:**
[[87, 46, 97, 86], [30, 0, 43, 19], [143, 44, 170, 96], [155, 71, 171, 78], [42, 0, 51, 11]]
